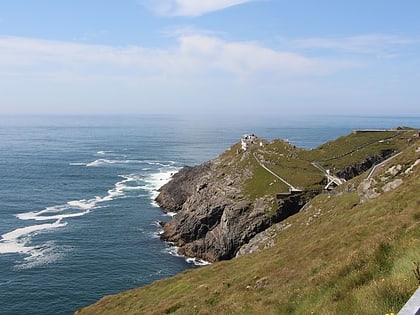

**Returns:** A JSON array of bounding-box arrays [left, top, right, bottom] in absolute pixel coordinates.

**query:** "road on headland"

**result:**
[[252, 152, 301, 192]]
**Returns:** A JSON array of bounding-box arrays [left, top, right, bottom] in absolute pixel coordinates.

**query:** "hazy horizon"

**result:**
[[1, 1, 420, 116]]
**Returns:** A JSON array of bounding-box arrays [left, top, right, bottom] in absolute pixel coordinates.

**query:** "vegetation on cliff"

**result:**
[[76, 130, 420, 314], [155, 129, 417, 262]]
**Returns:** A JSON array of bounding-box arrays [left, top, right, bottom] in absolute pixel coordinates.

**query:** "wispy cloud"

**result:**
[[0, 35, 354, 82], [2, 34, 418, 115], [176, 35, 347, 77], [290, 34, 419, 57], [140, 0, 257, 16]]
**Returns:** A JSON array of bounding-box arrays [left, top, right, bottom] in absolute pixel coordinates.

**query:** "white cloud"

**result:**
[[0, 34, 366, 115], [140, 0, 257, 16], [178, 35, 323, 77], [290, 34, 418, 57], [0, 35, 352, 83], [1, 34, 418, 115]]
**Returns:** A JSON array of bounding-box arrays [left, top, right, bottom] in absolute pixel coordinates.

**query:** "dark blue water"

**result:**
[[0, 114, 418, 315]]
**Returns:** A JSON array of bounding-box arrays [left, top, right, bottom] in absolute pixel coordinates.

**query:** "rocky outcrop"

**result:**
[[357, 178, 381, 203], [357, 150, 420, 202], [336, 149, 395, 180], [156, 148, 311, 262], [155, 162, 212, 211], [236, 222, 292, 257]]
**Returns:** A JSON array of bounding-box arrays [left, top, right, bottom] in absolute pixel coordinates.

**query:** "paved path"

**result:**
[[398, 286, 420, 315], [252, 152, 301, 192], [367, 152, 402, 179], [311, 162, 346, 189]]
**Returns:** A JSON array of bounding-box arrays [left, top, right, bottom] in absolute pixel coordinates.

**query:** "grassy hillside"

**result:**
[[237, 129, 415, 202], [76, 134, 420, 315]]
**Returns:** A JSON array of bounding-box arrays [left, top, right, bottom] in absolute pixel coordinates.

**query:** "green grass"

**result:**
[[76, 136, 420, 315], [238, 130, 418, 202]]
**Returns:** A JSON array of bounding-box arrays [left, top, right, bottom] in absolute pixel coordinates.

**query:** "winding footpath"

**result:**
[[252, 152, 301, 192]]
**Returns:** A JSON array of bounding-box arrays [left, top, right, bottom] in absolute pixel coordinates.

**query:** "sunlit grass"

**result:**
[[76, 133, 420, 315]]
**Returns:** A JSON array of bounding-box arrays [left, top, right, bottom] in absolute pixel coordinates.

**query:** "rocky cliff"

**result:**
[[155, 130, 418, 262], [76, 130, 420, 315], [156, 147, 304, 262]]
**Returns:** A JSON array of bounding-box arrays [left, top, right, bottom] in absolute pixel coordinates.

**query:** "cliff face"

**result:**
[[158, 151, 266, 261], [156, 147, 312, 262], [155, 130, 418, 263], [155, 162, 212, 211]]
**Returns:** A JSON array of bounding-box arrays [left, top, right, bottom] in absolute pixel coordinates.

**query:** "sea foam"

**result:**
[[1, 156, 182, 269], [142, 167, 179, 206], [0, 220, 67, 255], [164, 245, 211, 266], [2, 170, 140, 265]]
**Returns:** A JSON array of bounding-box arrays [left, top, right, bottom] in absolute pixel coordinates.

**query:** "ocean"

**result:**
[[0, 114, 418, 315]]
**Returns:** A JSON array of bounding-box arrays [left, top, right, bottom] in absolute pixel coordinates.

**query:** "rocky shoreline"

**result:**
[[155, 151, 280, 262], [156, 143, 312, 262]]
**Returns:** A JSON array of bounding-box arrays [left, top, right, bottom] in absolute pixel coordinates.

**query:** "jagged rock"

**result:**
[[357, 178, 381, 203], [386, 165, 402, 176], [236, 222, 292, 256], [405, 159, 420, 174], [155, 162, 212, 211], [382, 178, 403, 192]]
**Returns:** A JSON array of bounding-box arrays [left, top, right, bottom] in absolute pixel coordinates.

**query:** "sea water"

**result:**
[[0, 114, 418, 315]]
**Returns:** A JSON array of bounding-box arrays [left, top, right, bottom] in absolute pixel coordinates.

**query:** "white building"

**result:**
[[241, 134, 257, 151]]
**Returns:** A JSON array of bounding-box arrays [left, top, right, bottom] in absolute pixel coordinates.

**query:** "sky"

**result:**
[[1, 0, 419, 116]]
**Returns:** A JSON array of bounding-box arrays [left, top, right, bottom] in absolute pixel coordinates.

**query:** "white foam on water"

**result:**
[[107, 174, 145, 199], [86, 159, 144, 167], [16, 241, 72, 270], [69, 162, 87, 166], [186, 257, 211, 266], [17, 199, 96, 222], [86, 159, 114, 167], [5, 170, 142, 267], [4, 157, 182, 268], [0, 220, 67, 255], [163, 245, 211, 266], [96, 150, 113, 155], [150, 231, 162, 239], [164, 245, 183, 258], [142, 166, 180, 207]]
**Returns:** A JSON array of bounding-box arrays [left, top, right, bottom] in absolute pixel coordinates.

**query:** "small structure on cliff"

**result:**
[[241, 134, 258, 151]]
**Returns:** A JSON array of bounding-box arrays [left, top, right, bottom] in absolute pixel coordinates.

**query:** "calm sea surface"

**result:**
[[0, 114, 418, 314]]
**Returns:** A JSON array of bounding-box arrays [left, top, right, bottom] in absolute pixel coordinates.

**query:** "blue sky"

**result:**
[[1, 0, 419, 116]]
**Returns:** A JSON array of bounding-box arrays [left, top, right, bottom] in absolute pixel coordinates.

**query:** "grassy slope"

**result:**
[[242, 130, 414, 201], [76, 135, 420, 315]]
